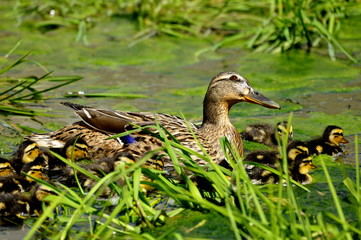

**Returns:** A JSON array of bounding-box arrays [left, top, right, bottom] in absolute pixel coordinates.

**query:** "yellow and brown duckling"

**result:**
[[243, 140, 315, 185], [241, 121, 293, 148], [0, 156, 49, 194], [0, 157, 16, 177], [11, 140, 49, 175], [53, 153, 129, 196], [243, 150, 281, 184], [26, 72, 280, 173], [290, 153, 316, 185], [0, 183, 57, 220], [48, 137, 90, 171], [306, 125, 349, 156]]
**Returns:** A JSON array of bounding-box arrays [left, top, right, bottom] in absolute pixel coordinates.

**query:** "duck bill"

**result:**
[[340, 137, 349, 144], [244, 90, 281, 109]]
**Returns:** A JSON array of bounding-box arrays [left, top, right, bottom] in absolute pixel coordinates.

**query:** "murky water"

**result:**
[[0, 1, 360, 239]]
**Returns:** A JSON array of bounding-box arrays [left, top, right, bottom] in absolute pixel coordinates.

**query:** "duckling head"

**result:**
[[295, 155, 316, 175], [63, 138, 90, 161], [323, 125, 349, 146], [276, 121, 293, 141], [287, 140, 309, 162], [34, 184, 57, 201], [16, 140, 42, 164], [0, 157, 16, 177], [21, 157, 49, 182]]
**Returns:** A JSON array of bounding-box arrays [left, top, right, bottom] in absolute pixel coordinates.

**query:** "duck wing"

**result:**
[[62, 102, 156, 134]]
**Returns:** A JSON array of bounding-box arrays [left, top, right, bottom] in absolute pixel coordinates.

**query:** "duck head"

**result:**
[[204, 72, 280, 111]]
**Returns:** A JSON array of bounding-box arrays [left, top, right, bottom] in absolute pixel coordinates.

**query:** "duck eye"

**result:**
[[229, 75, 238, 81]]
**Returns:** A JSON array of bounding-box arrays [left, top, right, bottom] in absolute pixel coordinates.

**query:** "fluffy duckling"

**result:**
[[306, 125, 349, 156], [21, 156, 49, 184], [241, 121, 293, 148], [0, 156, 49, 194], [243, 150, 281, 184], [286, 140, 310, 168], [290, 154, 316, 185], [11, 140, 42, 172], [0, 193, 33, 218], [11, 140, 49, 175], [244, 140, 314, 185], [0, 183, 56, 220], [48, 137, 90, 171], [0, 157, 16, 177]]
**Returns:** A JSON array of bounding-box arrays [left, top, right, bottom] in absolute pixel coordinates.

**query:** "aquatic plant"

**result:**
[[0, 52, 82, 116], [22, 120, 361, 239], [12, 0, 358, 62]]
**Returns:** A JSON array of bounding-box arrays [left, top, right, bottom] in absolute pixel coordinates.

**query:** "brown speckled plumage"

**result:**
[[27, 72, 280, 170]]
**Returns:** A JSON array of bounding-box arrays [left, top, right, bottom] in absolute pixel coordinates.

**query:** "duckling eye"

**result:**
[[229, 75, 238, 81]]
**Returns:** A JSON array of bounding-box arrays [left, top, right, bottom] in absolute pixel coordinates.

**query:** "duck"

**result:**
[[305, 125, 349, 156], [26, 72, 280, 172], [240, 121, 293, 148], [243, 140, 314, 185]]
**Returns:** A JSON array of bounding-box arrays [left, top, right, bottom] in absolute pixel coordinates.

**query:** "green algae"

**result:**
[[0, 2, 360, 239]]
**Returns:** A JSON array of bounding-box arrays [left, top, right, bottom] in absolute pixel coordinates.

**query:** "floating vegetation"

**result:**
[[12, 0, 359, 61], [0, 52, 82, 116]]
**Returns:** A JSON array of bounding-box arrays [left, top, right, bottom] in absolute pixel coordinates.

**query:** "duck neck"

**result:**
[[200, 97, 233, 127]]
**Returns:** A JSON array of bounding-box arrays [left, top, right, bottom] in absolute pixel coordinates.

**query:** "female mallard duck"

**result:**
[[27, 72, 280, 169], [240, 121, 293, 148], [244, 140, 314, 185], [306, 125, 349, 156]]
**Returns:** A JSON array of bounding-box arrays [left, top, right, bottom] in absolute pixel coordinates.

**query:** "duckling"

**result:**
[[0, 156, 49, 194], [306, 125, 349, 156], [243, 150, 281, 184], [290, 154, 316, 185], [11, 140, 49, 174], [48, 137, 90, 171], [26, 72, 280, 174], [243, 140, 314, 185], [241, 121, 293, 148], [21, 156, 49, 184], [286, 140, 310, 168], [0, 183, 56, 219], [0, 193, 32, 218], [0, 176, 25, 194], [0, 157, 16, 177]]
